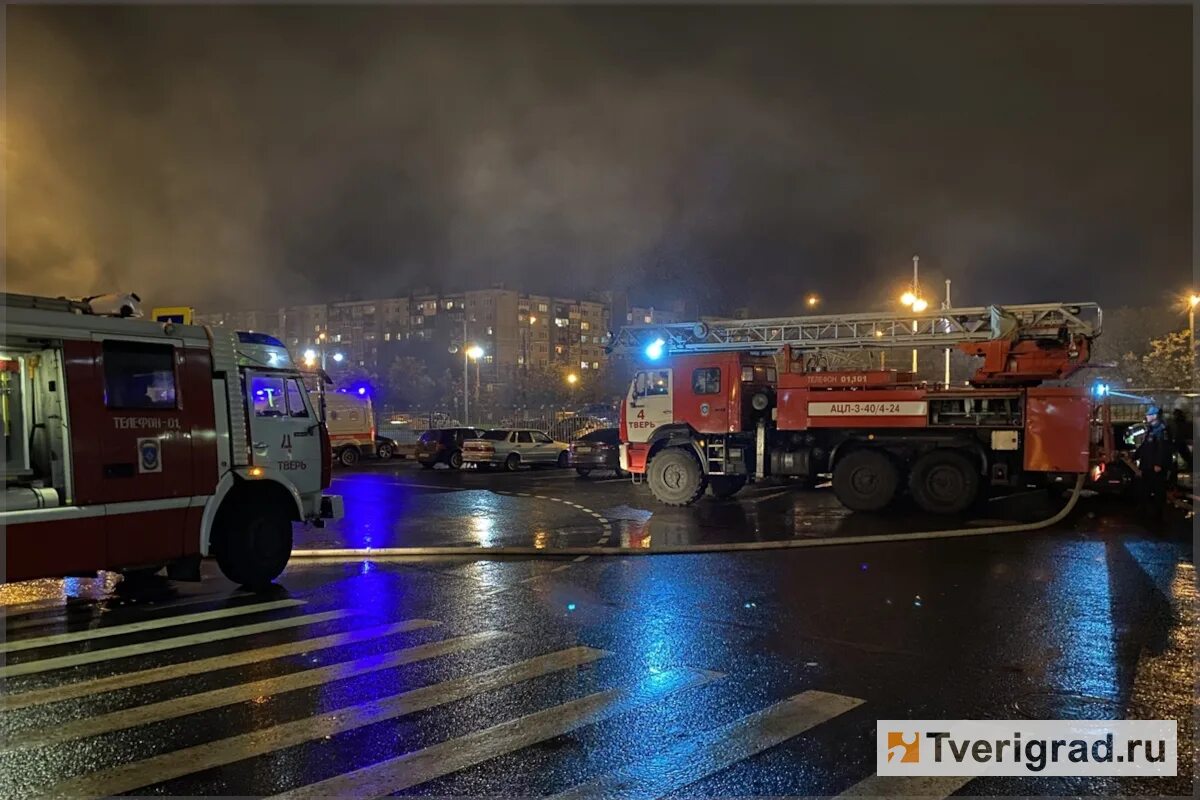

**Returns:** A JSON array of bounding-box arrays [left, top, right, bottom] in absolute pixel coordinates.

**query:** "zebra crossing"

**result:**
[[1, 595, 971, 797]]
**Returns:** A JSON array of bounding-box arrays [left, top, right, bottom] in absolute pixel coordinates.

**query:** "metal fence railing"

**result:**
[[377, 408, 616, 443]]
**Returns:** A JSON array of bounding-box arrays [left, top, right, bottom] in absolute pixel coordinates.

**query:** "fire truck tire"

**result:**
[[909, 449, 979, 515], [338, 446, 360, 467], [505, 453, 521, 472], [448, 450, 464, 470], [214, 503, 293, 590], [709, 475, 747, 499], [647, 447, 707, 506], [832, 449, 899, 512]]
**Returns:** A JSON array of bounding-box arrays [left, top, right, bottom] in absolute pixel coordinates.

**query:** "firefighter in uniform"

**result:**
[[1135, 405, 1173, 525]]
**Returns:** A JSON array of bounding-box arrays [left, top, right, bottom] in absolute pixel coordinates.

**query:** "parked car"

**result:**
[[414, 427, 484, 469], [569, 428, 625, 477], [374, 434, 398, 460], [462, 429, 569, 471]]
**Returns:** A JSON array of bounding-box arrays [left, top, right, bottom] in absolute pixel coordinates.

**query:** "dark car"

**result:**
[[568, 428, 625, 477], [373, 435, 398, 460], [415, 427, 484, 469]]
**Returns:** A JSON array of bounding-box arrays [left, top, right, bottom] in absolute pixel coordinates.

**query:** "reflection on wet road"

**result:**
[[0, 461, 1192, 797]]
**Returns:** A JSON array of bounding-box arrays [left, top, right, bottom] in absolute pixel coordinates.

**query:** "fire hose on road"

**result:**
[[289, 475, 1086, 559]]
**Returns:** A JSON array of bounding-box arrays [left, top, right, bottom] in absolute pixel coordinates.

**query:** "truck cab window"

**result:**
[[103, 341, 177, 409], [634, 370, 670, 398], [286, 378, 310, 418], [251, 376, 287, 417], [692, 368, 721, 394]]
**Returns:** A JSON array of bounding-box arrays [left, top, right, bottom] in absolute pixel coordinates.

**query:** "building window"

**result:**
[[581, 361, 589, 370], [384, 333, 391, 341], [446, 300, 454, 309], [538, 303, 548, 313], [592, 362, 600, 369], [555, 318, 569, 328], [555, 345, 564, 355], [644, 315, 653, 324], [487, 326, 494, 335], [484, 355, 494, 363], [102, 340, 177, 409], [580, 321, 590, 331]]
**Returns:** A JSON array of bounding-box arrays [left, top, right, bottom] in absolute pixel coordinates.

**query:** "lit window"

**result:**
[[517, 356, 525, 365], [487, 326, 494, 335], [592, 361, 599, 369], [484, 355, 494, 363], [581, 361, 589, 369], [580, 321, 590, 331], [446, 301, 454, 309], [555, 345, 564, 355], [644, 315, 652, 324], [555, 318, 569, 328], [334, 334, 342, 343], [538, 303, 548, 313], [384, 333, 391, 341]]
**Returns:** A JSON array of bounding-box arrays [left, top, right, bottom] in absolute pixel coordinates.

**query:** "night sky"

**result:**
[[5, 5, 1192, 316]]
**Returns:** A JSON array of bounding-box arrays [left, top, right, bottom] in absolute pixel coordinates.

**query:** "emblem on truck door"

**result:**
[[137, 437, 162, 473]]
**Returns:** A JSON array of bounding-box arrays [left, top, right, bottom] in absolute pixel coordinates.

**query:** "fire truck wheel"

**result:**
[[709, 475, 747, 499], [215, 503, 293, 590], [647, 447, 707, 506], [909, 449, 979, 515], [338, 446, 360, 467], [832, 448, 899, 512], [448, 450, 464, 469], [505, 452, 521, 471]]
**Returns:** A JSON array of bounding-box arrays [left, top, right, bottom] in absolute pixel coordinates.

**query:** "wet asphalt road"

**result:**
[[0, 461, 1194, 797]]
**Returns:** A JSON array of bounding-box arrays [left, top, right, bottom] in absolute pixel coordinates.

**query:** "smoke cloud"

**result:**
[[5, 6, 1191, 314]]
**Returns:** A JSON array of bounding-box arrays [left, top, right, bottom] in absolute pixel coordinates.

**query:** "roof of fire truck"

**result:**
[[2, 292, 295, 371], [607, 302, 1101, 356]]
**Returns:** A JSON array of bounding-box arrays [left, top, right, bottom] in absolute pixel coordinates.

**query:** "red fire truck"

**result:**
[[612, 302, 1103, 513], [1, 292, 342, 588]]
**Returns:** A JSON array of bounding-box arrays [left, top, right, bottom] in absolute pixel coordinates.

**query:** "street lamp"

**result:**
[[566, 373, 579, 386], [1188, 293, 1199, 387], [463, 344, 483, 425], [806, 295, 819, 309]]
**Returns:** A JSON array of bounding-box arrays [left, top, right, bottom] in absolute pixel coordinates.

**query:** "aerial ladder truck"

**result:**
[[608, 302, 1103, 513]]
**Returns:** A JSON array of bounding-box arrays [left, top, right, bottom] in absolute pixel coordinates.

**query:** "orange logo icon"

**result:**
[[887, 732, 920, 763]]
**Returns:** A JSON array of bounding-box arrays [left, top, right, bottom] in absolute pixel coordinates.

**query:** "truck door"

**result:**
[[625, 368, 673, 443], [246, 372, 321, 484], [92, 337, 190, 566]]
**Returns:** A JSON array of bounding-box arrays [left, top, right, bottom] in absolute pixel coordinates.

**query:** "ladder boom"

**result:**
[[609, 302, 1101, 355]]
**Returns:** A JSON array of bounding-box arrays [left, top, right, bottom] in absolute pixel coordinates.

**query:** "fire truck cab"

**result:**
[[2, 292, 342, 588]]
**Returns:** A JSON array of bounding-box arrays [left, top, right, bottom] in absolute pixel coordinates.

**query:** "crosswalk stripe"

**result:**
[[273, 666, 720, 796], [43, 645, 610, 799], [1, 609, 350, 679], [1, 617, 439, 711], [4, 592, 255, 632], [0, 599, 306, 653], [4, 630, 510, 751], [836, 774, 974, 798], [272, 666, 722, 800], [547, 689, 863, 800]]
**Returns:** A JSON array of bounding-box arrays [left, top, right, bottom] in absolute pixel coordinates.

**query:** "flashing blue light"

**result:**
[[645, 338, 666, 361], [357, 387, 367, 396], [1093, 382, 1110, 398], [566, 602, 577, 612]]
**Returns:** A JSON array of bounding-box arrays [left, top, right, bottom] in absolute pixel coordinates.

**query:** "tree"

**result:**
[[1137, 330, 1193, 388], [387, 356, 437, 410]]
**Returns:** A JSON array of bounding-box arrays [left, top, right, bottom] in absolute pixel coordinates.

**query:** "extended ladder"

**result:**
[[608, 302, 1101, 355]]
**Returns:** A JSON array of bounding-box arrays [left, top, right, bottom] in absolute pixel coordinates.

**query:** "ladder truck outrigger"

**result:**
[[609, 302, 1104, 513]]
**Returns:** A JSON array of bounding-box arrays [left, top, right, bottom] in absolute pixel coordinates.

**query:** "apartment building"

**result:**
[[197, 288, 629, 386]]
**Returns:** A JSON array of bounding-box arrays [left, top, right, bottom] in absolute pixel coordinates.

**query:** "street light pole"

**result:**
[[463, 316, 469, 426], [943, 278, 952, 386], [911, 255, 919, 374]]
